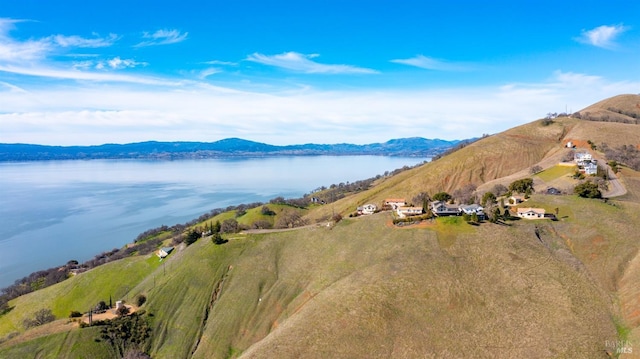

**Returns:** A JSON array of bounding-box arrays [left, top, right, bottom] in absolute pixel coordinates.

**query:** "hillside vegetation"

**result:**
[[577, 94, 640, 124], [2, 94, 640, 358]]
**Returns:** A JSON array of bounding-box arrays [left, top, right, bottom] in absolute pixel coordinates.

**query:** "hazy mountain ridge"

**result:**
[[0, 137, 465, 161]]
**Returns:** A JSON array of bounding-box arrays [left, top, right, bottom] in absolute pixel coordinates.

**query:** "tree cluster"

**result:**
[[99, 313, 151, 358], [452, 184, 477, 205], [432, 192, 452, 202], [602, 143, 640, 171], [275, 209, 309, 229], [574, 181, 602, 198], [576, 111, 640, 124], [23, 308, 55, 329], [509, 178, 534, 194]]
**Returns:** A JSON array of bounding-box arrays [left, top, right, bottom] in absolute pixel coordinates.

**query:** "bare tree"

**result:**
[[530, 165, 543, 174], [491, 184, 508, 196], [453, 184, 477, 205], [275, 209, 308, 228]]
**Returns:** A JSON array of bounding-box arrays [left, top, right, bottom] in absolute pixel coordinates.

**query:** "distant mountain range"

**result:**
[[0, 137, 468, 161]]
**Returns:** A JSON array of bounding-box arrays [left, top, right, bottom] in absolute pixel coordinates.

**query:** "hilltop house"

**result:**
[[459, 204, 485, 218], [574, 152, 593, 166], [583, 162, 598, 175], [574, 152, 598, 175], [385, 198, 406, 209], [430, 201, 460, 216], [357, 203, 377, 215], [157, 246, 174, 259], [516, 208, 546, 219], [396, 206, 424, 218]]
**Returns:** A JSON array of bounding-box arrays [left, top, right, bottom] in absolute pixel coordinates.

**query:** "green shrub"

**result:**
[[69, 310, 83, 318], [135, 294, 147, 307]]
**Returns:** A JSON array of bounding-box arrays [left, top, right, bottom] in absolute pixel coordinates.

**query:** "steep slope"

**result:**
[[194, 213, 619, 358], [307, 117, 569, 221]]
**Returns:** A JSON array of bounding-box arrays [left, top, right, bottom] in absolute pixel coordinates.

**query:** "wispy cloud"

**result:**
[[246, 52, 378, 74], [576, 24, 629, 49], [135, 29, 188, 47], [198, 67, 222, 79], [0, 18, 119, 63], [73, 57, 146, 71], [0, 18, 52, 62], [203, 60, 237, 66], [391, 55, 471, 71], [47, 33, 119, 48], [104, 57, 147, 70], [0, 64, 179, 86]]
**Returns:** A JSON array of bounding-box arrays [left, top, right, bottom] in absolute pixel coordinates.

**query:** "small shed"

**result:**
[[157, 246, 174, 259]]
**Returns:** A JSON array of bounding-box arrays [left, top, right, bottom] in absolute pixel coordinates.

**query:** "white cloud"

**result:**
[[0, 18, 119, 63], [577, 24, 629, 49], [135, 29, 188, 47], [73, 57, 147, 71], [246, 52, 378, 74], [203, 60, 237, 66], [48, 33, 118, 48], [106, 57, 147, 70], [0, 81, 27, 93], [198, 67, 222, 79], [391, 55, 471, 71], [2, 70, 637, 146], [0, 19, 52, 62], [0, 64, 179, 86]]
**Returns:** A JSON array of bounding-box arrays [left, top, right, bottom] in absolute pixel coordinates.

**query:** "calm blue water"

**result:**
[[0, 156, 426, 288]]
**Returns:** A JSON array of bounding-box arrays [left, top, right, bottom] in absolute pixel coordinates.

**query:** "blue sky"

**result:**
[[1, 0, 639, 145]]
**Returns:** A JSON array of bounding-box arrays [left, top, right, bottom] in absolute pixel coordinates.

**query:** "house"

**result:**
[[396, 206, 424, 218], [574, 152, 593, 166], [384, 198, 406, 209], [583, 162, 598, 175], [508, 195, 525, 205], [459, 204, 485, 217], [430, 201, 460, 216], [516, 208, 546, 219], [357, 203, 377, 215], [157, 246, 174, 259]]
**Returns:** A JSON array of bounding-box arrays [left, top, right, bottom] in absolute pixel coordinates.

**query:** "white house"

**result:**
[[384, 198, 406, 209], [358, 203, 377, 215], [459, 204, 484, 216], [583, 162, 598, 175], [574, 152, 593, 166], [396, 206, 424, 218], [516, 208, 546, 219]]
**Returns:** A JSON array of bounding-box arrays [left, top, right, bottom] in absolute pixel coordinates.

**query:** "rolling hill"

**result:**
[[0, 137, 464, 161], [1, 94, 640, 358]]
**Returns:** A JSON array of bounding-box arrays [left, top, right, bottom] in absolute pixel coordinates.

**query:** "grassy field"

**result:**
[[0, 254, 160, 339], [1, 191, 637, 358], [536, 164, 576, 182]]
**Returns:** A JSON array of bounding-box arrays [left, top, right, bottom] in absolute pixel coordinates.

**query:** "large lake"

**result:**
[[0, 156, 427, 288]]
